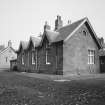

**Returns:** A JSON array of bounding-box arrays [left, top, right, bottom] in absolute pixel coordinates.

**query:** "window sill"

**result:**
[[88, 63, 95, 65], [46, 62, 51, 65], [32, 63, 35, 65]]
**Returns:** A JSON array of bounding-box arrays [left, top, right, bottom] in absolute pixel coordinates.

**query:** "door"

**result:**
[[100, 56, 105, 73]]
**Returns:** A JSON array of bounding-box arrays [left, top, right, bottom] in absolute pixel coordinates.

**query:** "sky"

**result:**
[[0, 0, 105, 49]]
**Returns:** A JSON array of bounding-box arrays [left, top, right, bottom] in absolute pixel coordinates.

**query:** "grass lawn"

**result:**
[[0, 72, 105, 105]]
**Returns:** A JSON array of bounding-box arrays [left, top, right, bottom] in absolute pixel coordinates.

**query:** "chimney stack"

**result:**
[[8, 40, 12, 47], [99, 37, 104, 47], [55, 15, 63, 31], [44, 21, 51, 31]]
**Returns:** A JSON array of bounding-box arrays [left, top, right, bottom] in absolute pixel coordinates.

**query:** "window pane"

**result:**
[[92, 56, 94, 64], [46, 51, 51, 65], [88, 50, 95, 64], [22, 56, 24, 65], [32, 52, 35, 64]]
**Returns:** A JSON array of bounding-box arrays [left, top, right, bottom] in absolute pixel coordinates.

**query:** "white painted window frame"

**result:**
[[45, 43, 51, 65], [32, 52, 35, 65], [88, 49, 95, 64], [27, 52, 29, 66], [35, 50, 37, 69], [22, 55, 24, 65]]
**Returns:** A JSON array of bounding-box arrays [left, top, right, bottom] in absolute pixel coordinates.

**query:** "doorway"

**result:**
[[100, 56, 105, 73]]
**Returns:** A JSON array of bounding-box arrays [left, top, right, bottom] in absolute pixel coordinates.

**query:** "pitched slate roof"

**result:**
[[45, 18, 86, 43], [45, 29, 60, 42], [40, 18, 85, 45], [21, 41, 28, 50], [45, 17, 102, 48], [55, 18, 86, 42], [0, 47, 15, 55], [17, 17, 102, 52], [29, 36, 41, 48], [17, 36, 42, 52], [18, 41, 28, 51]]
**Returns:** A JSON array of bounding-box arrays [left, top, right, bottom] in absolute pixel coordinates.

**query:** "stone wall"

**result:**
[[63, 23, 100, 75]]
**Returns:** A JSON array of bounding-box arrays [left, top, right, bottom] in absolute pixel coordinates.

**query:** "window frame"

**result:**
[[22, 54, 24, 65], [46, 50, 51, 65], [32, 51, 35, 65], [88, 49, 95, 64], [45, 43, 51, 65], [27, 52, 30, 66]]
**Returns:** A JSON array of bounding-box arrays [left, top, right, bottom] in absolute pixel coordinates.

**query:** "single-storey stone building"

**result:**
[[0, 41, 17, 70], [15, 16, 102, 75]]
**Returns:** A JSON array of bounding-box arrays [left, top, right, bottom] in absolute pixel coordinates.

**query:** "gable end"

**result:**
[[85, 22, 101, 49]]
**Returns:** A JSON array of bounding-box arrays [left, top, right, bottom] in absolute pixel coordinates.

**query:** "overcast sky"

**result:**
[[0, 0, 105, 49]]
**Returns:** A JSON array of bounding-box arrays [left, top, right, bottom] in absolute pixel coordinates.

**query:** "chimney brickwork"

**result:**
[[55, 15, 63, 30]]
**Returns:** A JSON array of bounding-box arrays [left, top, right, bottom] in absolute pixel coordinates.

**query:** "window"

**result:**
[[22, 56, 24, 65], [45, 43, 50, 65], [46, 51, 50, 64], [27, 52, 29, 66], [32, 52, 35, 65], [35, 50, 37, 64], [22, 53, 24, 65], [88, 50, 95, 64]]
